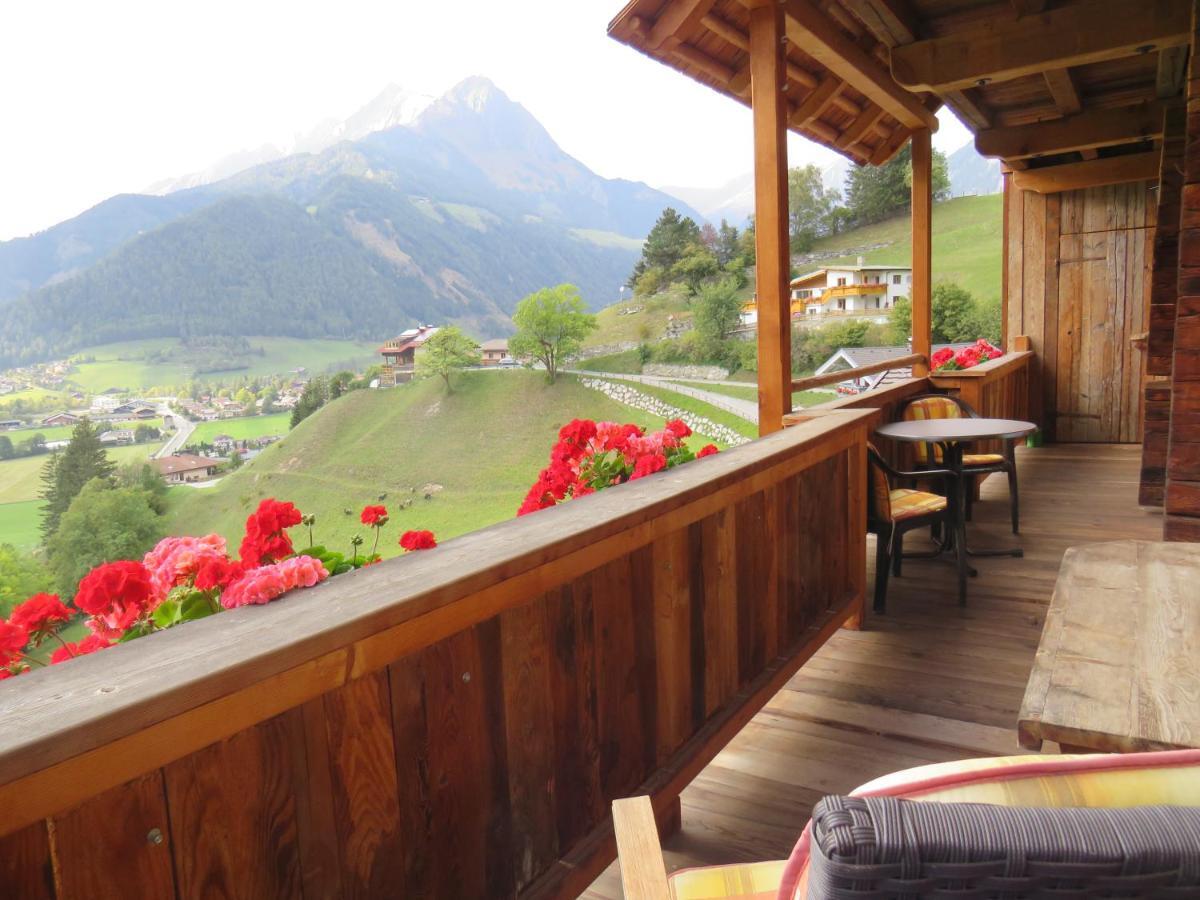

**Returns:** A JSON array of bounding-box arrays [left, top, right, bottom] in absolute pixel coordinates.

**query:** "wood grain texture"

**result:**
[[1019, 540, 1200, 752], [0, 823, 52, 900], [321, 670, 404, 898], [50, 773, 175, 900], [164, 715, 303, 900]]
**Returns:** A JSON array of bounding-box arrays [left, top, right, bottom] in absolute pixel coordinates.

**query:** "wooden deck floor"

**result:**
[[584, 443, 1163, 897]]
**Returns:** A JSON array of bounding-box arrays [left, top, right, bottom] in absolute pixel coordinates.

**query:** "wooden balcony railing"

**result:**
[[0, 409, 873, 900], [822, 283, 888, 299]]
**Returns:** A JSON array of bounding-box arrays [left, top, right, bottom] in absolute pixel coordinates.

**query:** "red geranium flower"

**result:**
[[50, 634, 113, 665], [697, 444, 719, 458], [195, 557, 243, 592], [0, 621, 28, 656], [360, 504, 389, 526], [665, 419, 692, 440], [74, 560, 155, 638], [630, 452, 667, 480], [399, 530, 437, 551], [239, 498, 303, 567], [9, 593, 72, 637]]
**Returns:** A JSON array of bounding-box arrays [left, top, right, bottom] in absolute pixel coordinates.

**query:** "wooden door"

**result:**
[[1008, 181, 1153, 443]]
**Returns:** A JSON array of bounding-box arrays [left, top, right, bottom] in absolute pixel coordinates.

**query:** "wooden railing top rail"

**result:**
[[791, 354, 925, 392], [928, 349, 1034, 382], [0, 408, 874, 831]]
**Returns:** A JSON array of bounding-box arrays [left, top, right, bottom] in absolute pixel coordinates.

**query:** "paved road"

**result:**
[[153, 402, 195, 458], [566, 370, 760, 424]]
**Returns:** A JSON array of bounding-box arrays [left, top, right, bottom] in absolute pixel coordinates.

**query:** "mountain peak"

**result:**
[[441, 76, 507, 112]]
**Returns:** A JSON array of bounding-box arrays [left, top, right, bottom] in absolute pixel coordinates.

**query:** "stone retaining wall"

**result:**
[[579, 378, 749, 447]]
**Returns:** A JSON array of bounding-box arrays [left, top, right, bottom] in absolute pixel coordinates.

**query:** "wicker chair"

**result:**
[[898, 393, 1020, 534], [867, 444, 964, 612]]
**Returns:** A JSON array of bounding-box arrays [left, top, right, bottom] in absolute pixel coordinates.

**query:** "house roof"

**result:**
[[151, 454, 217, 475], [379, 326, 440, 355], [608, 0, 1185, 187], [480, 339, 509, 351]]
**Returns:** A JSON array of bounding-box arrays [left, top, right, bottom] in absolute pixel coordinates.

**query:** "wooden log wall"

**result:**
[[1165, 0, 1200, 541], [0, 411, 872, 900], [1004, 177, 1155, 442]]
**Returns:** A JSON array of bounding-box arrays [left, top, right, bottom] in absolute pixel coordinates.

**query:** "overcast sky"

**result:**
[[0, 0, 972, 241]]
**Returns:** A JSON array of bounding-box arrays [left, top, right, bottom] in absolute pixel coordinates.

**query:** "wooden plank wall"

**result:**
[[1165, 0, 1200, 540], [1005, 177, 1155, 442], [0, 416, 870, 900]]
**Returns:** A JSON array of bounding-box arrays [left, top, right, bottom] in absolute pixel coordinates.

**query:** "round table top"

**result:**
[[875, 417, 1037, 443]]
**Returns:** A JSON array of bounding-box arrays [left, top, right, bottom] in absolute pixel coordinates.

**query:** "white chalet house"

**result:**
[[740, 257, 912, 326]]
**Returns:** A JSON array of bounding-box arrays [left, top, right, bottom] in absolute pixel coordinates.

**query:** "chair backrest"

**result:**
[[866, 445, 891, 523], [807, 795, 1200, 898], [900, 394, 971, 464]]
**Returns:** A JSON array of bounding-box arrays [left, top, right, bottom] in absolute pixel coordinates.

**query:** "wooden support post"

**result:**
[[749, 0, 792, 435], [911, 128, 933, 376], [1164, 0, 1200, 541]]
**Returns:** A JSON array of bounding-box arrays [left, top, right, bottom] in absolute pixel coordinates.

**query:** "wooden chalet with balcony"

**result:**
[[379, 325, 440, 386], [2, 1, 1199, 898]]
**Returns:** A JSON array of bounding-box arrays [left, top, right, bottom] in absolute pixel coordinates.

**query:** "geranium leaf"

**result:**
[[152, 599, 181, 629]]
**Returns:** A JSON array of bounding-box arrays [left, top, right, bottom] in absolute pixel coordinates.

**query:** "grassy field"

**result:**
[[163, 372, 722, 557], [582, 288, 695, 349], [65, 337, 379, 392], [0, 443, 161, 505], [189, 413, 292, 445], [807, 194, 1002, 303], [9, 418, 168, 444], [0, 500, 44, 549]]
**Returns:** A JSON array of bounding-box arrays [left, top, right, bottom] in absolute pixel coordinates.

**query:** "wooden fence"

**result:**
[[0, 409, 872, 900]]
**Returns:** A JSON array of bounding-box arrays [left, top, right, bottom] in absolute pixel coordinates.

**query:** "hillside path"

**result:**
[[565, 370, 758, 425]]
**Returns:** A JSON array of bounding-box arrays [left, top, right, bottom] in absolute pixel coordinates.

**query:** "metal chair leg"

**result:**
[[873, 529, 891, 614], [1007, 464, 1020, 534]]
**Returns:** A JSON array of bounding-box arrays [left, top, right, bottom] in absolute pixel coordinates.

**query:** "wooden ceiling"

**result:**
[[608, 0, 1191, 187]]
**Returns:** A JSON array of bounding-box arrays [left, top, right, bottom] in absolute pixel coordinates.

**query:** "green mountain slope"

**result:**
[[163, 371, 714, 555], [805, 194, 1003, 303]]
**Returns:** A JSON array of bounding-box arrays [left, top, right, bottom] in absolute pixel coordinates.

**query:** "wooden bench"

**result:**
[[1018, 540, 1200, 753]]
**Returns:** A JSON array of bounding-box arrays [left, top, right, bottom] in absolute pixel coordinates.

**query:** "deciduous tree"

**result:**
[[415, 326, 481, 393], [509, 284, 597, 384], [787, 164, 840, 252], [46, 480, 162, 598]]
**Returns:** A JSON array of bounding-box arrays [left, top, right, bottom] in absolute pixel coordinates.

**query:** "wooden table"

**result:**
[[1018, 540, 1200, 753]]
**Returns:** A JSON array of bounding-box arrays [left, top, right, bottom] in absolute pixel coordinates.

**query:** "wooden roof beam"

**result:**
[[840, 0, 918, 46], [1011, 150, 1159, 193], [976, 101, 1165, 160], [1157, 45, 1189, 99], [783, 0, 937, 130], [1043, 68, 1082, 117], [647, 0, 719, 49], [891, 0, 1190, 93]]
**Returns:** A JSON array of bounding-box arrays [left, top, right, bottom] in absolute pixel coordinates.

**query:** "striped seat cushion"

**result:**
[[668, 860, 785, 899], [902, 396, 962, 463], [889, 488, 946, 521], [962, 452, 1005, 466]]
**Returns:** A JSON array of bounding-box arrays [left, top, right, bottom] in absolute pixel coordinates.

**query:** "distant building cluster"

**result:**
[[377, 325, 513, 386]]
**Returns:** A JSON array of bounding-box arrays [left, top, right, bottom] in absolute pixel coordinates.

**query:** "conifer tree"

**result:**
[[39, 419, 116, 542]]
